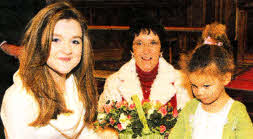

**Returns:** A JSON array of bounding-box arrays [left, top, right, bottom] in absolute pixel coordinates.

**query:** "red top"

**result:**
[[136, 63, 177, 111], [136, 63, 159, 100]]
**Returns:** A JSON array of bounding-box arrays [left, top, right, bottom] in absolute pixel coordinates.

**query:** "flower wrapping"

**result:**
[[95, 95, 179, 138]]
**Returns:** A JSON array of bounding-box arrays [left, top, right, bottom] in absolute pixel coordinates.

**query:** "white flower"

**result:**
[[97, 113, 107, 123], [121, 122, 128, 130], [119, 113, 131, 129], [147, 108, 155, 119]]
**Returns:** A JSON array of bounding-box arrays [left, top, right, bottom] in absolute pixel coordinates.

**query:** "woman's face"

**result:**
[[46, 19, 83, 76], [132, 30, 161, 72]]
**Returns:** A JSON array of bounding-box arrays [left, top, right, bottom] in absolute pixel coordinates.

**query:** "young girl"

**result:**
[[169, 44, 253, 139], [1, 2, 99, 139]]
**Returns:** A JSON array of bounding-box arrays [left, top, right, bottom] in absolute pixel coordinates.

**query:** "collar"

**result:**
[[116, 57, 177, 104], [136, 62, 159, 82]]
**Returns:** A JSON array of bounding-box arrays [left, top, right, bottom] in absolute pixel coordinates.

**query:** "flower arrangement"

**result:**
[[94, 95, 179, 138]]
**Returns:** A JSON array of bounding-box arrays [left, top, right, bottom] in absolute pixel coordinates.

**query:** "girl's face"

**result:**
[[189, 67, 230, 105], [132, 30, 161, 72], [46, 19, 83, 76]]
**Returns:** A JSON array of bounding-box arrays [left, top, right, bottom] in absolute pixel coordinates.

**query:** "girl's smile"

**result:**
[[58, 57, 72, 62]]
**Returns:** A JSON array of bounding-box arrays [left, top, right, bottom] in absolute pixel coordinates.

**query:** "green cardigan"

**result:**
[[169, 99, 253, 139]]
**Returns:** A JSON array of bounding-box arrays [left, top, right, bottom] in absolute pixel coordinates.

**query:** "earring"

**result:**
[[160, 52, 163, 57], [131, 51, 134, 58]]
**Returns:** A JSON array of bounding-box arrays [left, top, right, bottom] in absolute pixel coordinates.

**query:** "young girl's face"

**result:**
[[189, 68, 228, 105], [46, 19, 83, 76]]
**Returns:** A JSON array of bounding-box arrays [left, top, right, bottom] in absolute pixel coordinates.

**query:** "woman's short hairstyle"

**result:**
[[187, 44, 234, 75], [128, 17, 167, 52], [19, 2, 98, 126]]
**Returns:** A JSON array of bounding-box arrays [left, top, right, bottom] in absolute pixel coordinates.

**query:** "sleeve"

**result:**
[[169, 99, 198, 139], [235, 103, 253, 139], [96, 127, 118, 139], [168, 105, 187, 139], [1, 85, 40, 139], [98, 73, 122, 110]]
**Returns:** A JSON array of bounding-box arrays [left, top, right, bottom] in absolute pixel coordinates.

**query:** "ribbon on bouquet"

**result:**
[[131, 95, 151, 134]]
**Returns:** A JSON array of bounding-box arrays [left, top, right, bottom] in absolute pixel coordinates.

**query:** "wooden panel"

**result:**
[[88, 25, 204, 32]]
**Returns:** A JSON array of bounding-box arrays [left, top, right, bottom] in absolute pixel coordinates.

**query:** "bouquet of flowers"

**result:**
[[94, 95, 179, 138]]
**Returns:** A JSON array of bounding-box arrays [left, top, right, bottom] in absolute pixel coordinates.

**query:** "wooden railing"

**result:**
[[88, 25, 204, 32]]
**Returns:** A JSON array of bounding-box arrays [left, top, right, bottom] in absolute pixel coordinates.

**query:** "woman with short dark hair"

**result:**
[[99, 17, 192, 114]]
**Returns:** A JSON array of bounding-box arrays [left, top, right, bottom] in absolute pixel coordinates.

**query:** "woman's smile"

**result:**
[[141, 56, 152, 61]]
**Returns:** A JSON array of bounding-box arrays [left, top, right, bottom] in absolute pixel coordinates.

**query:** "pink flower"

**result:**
[[116, 101, 123, 108], [129, 104, 135, 110], [104, 105, 112, 114], [109, 118, 115, 125], [127, 115, 132, 119], [160, 125, 166, 133], [173, 109, 178, 117], [116, 100, 127, 108], [122, 100, 128, 107], [117, 123, 123, 131], [159, 106, 167, 116]]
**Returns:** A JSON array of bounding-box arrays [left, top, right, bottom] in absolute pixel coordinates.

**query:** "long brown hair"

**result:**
[[19, 2, 98, 127]]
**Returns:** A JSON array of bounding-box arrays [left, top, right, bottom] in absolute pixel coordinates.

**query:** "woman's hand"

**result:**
[[96, 127, 118, 139]]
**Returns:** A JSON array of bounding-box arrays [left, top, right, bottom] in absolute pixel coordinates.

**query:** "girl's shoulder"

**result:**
[[227, 100, 250, 118], [179, 99, 199, 114], [1, 83, 38, 112], [227, 100, 252, 126], [185, 99, 199, 108], [2, 71, 35, 103], [1, 72, 39, 124], [229, 100, 247, 113], [226, 100, 253, 138]]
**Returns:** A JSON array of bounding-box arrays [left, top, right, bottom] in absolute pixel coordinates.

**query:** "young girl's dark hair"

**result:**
[[187, 44, 234, 74]]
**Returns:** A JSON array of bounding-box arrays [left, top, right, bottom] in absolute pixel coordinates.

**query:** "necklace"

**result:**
[[49, 122, 85, 139]]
